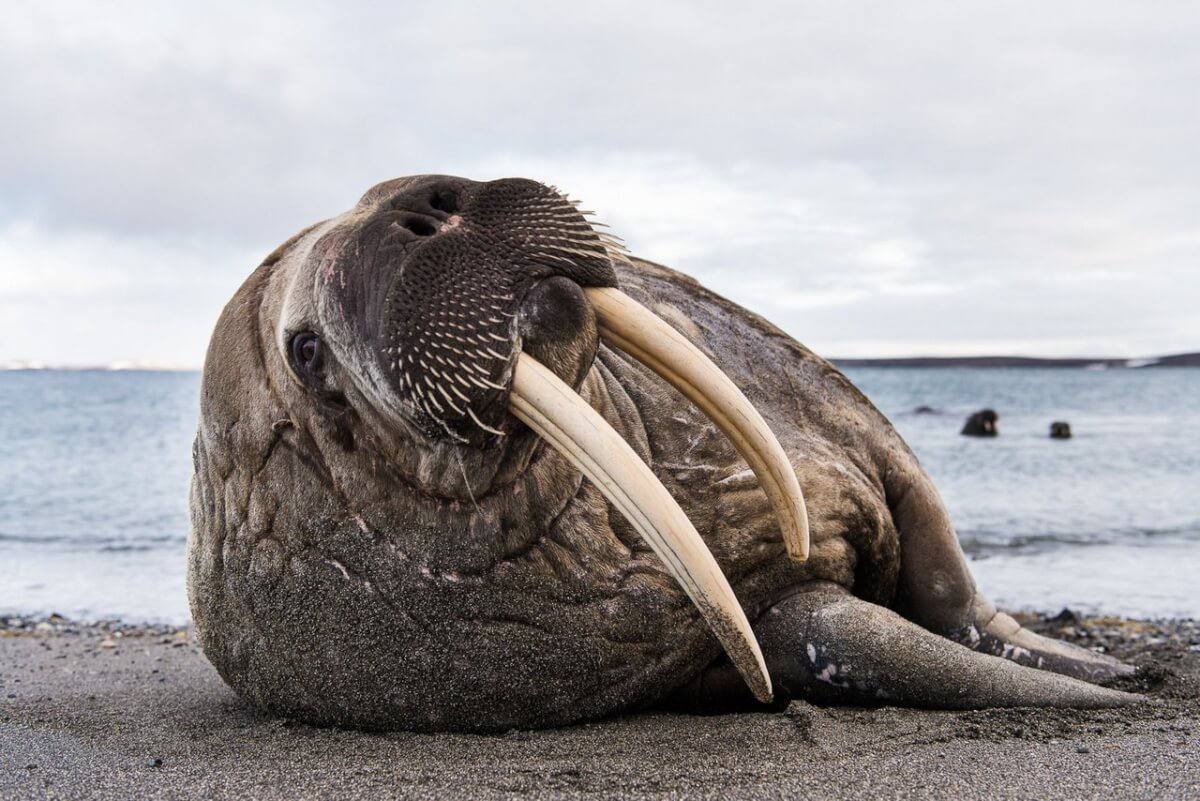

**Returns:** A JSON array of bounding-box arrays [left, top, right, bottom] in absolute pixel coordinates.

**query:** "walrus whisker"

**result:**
[[584, 287, 811, 562], [452, 446, 481, 513], [508, 351, 773, 703], [467, 407, 505, 437], [436, 417, 469, 445]]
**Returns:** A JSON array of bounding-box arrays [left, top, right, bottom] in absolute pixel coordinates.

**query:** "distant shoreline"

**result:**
[[0, 365, 200, 373], [3, 351, 1198, 372], [833, 351, 1200, 369]]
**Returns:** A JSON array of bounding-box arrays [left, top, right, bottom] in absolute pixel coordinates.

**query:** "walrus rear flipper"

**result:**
[[666, 584, 1141, 712]]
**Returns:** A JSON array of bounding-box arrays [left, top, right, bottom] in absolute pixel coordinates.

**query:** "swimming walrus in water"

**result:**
[[187, 175, 1140, 732]]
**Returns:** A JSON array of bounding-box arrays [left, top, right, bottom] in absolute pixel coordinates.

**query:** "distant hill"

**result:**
[[4, 352, 1198, 372], [1155, 352, 1200, 367], [832, 352, 1200, 369]]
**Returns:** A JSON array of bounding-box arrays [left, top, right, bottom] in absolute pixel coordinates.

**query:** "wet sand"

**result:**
[[1, 613, 1198, 800]]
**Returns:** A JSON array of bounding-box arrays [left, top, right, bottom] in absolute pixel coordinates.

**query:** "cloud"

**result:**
[[0, 221, 258, 366], [2, 1, 1198, 365]]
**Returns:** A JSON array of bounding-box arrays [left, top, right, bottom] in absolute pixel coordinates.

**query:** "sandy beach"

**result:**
[[1, 612, 1196, 800]]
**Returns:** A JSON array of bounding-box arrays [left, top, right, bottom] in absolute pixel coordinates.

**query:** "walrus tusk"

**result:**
[[584, 287, 811, 562], [509, 352, 773, 703]]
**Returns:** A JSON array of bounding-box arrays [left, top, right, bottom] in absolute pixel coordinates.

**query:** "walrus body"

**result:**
[[188, 175, 1137, 732], [1050, 421, 1073, 439], [962, 408, 999, 437]]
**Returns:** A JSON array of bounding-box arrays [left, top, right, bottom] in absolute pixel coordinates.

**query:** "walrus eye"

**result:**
[[290, 332, 323, 376]]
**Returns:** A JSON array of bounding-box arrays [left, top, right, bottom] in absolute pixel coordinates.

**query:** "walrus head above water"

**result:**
[[188, 175, 1140, 732]]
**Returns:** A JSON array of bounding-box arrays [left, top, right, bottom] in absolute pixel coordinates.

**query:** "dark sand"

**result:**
[[2, 613, 1198, 800]]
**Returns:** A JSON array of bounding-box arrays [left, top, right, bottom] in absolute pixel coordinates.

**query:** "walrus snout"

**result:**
[[517, 277, 599, 393], [357, 177, 619, 444]]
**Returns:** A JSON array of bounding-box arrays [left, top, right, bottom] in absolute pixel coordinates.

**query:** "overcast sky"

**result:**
[[3, 2, 1198, 367]]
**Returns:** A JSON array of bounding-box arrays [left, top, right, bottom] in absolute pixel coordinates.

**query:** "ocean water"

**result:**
[[0, 367, 1197, 624]]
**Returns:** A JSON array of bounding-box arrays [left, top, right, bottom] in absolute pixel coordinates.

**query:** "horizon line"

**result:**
[[4, 349, 1198, 373]]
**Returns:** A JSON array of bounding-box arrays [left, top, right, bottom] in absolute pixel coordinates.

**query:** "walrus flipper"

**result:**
[[887, 468, 1134, 683], [666, 583, 1140, 712], [960, 608, 1135, 683]]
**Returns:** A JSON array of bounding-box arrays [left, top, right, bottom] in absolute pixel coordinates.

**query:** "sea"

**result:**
[[1, 367, 1197, 624]]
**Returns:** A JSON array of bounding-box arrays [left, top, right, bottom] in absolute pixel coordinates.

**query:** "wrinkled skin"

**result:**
[[188, 175, 1134, 732]]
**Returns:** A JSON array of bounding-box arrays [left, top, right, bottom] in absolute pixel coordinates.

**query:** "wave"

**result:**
[[0, 532, 187, 549], [961, 523, 1200, 558], [0, 361, 200, 372]]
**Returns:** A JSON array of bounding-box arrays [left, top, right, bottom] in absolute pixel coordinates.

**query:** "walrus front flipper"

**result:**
[[666, 583, 1141, 712], [959, 608, 1135, 683], [887, 469, 1134, 683]]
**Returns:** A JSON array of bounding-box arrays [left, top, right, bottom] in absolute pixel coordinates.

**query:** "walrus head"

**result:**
[[292, 175, 619, 448], [190, 175, 810, 721]]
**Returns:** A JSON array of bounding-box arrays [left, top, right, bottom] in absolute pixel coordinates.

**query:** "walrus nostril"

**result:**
[[428, 190, 459, 214], [403, 217, 437, 237]]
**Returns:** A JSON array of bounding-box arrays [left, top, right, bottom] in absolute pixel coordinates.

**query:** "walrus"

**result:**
[[187, 175, 1139, 732], [962, 408, 999, 437]]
